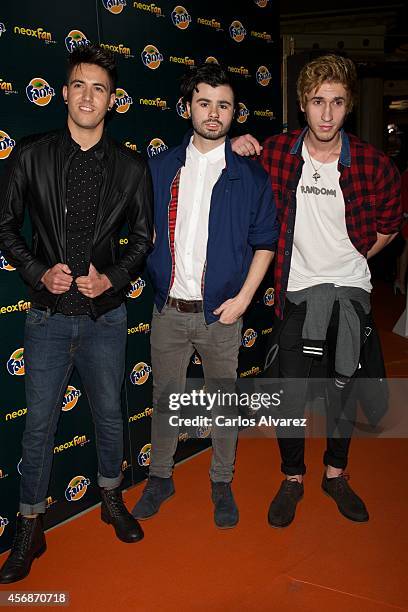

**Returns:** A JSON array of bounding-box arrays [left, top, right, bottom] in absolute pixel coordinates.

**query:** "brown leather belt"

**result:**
[[167, 296, 203, 313]]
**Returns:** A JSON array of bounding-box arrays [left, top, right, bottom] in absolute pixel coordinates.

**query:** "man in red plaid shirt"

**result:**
[[233, 54, 401, 527]]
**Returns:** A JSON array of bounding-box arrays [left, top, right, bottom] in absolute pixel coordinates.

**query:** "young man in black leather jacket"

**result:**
[[0, 44, 153, 583]]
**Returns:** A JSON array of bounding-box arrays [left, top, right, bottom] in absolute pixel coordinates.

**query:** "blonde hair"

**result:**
[[297, 54, 357, 112]]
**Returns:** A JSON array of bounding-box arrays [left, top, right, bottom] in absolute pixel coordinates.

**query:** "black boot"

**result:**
[[0, 515, 46, 584], [100, 487, 144, 543]]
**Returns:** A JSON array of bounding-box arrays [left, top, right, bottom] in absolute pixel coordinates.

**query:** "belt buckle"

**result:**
[[176, 299, 188, 313]]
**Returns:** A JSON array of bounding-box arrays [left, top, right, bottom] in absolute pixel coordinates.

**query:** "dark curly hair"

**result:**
[[180, 62, 237, 110], [66, 44, 117, 93]]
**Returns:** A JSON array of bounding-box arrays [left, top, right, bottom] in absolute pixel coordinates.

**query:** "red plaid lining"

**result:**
[[259, 130, 401, 319], [168, 169, 181, 291]]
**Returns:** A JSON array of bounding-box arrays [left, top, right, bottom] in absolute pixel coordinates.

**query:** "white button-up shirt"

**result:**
[[170, 138, 225, 300]]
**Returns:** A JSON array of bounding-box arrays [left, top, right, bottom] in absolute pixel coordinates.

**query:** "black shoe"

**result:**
[[0, 515, 46, 584], [131, 476, 175, 520], [267, 479, 304, 528], [100, 487, 144, 543], [211, 482, 239, 529], [322, 473, 369, 522]]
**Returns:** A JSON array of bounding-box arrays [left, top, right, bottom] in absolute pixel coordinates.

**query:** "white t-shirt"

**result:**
[[287, 143, 372, 292], [170, 138, 225, 300]]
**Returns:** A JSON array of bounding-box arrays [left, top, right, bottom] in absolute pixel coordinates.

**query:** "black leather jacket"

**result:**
[[0, 128, 153, 317]]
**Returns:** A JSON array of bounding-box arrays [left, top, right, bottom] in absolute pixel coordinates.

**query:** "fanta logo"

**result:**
[[196, 425, 211, 438], [13, 26, 53, 42], [0, 23, 5, 37], [26, 77, 55, 106], [65, 475, 90, 501], [62, 385, 81, 412], [115, 88, 133, 113], [0, 516, 9, 537], [205, 56, 219, 64], [0, 250, 15, 269], [242, 328, 258, 348], [130, 362, 152, 385], [138, 443, 151, 466], [7, 348, 24, 376], [192, 353, 202, 365], [237, 102, 249, 123], [255, 0, 269, 6], [147, 138, 168, 158], [171, 6, 191, 29], [102, 0, 127, 14], [176, 97, 189, 119], [65, 30, 91, 53], [264, 287, 275, 306], [141, 44, 164, 69], [0, 131, 16, 160], [229, 20, 246, 43], [127, 277, 146, 299], [256, 65, 272, 87]]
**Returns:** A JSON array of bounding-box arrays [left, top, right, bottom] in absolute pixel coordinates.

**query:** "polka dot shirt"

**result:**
[[57, 143, 102, 315]]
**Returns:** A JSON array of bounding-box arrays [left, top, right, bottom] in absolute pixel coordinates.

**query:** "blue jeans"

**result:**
[[20, 304, 127, 515]]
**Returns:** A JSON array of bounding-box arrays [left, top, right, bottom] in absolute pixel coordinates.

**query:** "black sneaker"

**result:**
[[267, 479, 304, 528], [322, 473, 369, 522], [131, 476, 175, 520], [211, 482, 239, 529]]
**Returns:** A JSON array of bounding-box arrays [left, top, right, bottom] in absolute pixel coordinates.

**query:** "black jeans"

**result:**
[[277, 300, 358, 476]]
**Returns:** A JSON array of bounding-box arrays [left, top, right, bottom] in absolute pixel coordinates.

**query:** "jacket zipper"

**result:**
[[53, 147, 77, 314]]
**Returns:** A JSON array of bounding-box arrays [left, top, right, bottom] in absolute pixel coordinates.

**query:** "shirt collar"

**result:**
[[290, 126, 351, 168], [187, 136, 225, 164]]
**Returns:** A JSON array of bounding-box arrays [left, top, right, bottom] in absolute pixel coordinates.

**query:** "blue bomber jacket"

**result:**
[[147, 131, 279, 324]]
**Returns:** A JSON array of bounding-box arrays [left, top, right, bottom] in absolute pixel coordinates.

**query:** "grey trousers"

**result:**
[[149, 304, 242, 482]]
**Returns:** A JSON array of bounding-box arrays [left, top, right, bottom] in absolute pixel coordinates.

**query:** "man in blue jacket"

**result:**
[[132, 63, 278, 528]]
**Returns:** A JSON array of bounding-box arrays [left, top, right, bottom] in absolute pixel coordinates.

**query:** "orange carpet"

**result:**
[[0, 282, 407, 612]]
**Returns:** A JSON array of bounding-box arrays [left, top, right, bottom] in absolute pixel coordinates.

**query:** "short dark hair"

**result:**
[[66, 44, 117, 93], [180, 63, 237, 108]]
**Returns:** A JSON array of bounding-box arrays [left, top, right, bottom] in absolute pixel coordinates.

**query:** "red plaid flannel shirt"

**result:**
[[259, 128, 402, 319]]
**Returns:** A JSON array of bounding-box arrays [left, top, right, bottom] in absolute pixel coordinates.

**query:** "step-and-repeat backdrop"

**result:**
[[0, 0, 280, 553]]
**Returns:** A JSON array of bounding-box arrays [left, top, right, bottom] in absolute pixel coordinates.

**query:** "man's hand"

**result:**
[[213, 295, 250, 324], [231, 134, 262, 157], [75, 263, 112, 298], [41, 263, 73, 294]]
